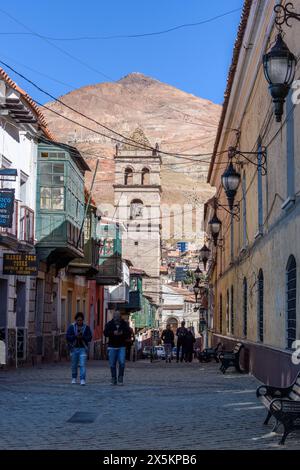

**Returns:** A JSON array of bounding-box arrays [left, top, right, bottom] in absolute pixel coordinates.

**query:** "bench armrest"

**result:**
[[256, 384, 291, 398], [270, 398, 300, 414]]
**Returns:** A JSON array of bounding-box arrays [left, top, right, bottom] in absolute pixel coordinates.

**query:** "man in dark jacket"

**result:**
[[66, 312, 92, 385], [161, 324, 174, 363], [104, 310, 131, 385], [184, 327, 196, 363], [176, 321, 188, 363]]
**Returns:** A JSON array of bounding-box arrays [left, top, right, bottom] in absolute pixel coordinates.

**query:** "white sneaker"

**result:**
[[80, 380, 86, 386], [71, 378, 76, 384]]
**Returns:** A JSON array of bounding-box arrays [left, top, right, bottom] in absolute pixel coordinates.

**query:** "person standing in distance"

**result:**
[[104, 310, 130, 385], [176, 320, 188, 363]]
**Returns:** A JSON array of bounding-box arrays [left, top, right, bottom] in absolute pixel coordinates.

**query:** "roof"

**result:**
[[121, 127, 151, 150], [0, 66, 54, 140], [130, 267, 148, 277], [207, 0, 253, 182]]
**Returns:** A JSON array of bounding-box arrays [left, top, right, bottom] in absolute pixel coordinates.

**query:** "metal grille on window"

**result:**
[[258, 270, 264, 342], [286, 255, 297, 349], [243, 278, 247, 337]]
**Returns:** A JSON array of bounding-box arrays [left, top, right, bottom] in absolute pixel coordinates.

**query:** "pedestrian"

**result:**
[[184, 327, 196, 363], [66, 312, 92, 385], [176, 320, 188, 363], [104, 310, 131, 385], [161, 324, 174, 363], [125, 325, 135, 361]]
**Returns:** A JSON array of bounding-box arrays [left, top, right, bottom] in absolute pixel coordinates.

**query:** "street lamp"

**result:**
[[208, 211, 222, 246], [263, 33, 296, 122], [199, 244, 211, 271], [221, 154, 241, 211], [193, 281, 200, 303], [194, 266, 202, 281]]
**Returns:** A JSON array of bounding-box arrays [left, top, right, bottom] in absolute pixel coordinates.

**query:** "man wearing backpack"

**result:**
[[176, 320, 188, 363]]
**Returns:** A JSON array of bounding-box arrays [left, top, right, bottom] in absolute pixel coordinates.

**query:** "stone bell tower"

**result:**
[[114, 128, 161, 303]]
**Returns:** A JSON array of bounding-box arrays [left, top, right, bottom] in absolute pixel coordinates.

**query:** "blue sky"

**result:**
[[0, 0, 243, 104]]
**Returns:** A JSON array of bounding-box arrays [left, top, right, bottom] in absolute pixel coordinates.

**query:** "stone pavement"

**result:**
[[0, 359, 299, 450]]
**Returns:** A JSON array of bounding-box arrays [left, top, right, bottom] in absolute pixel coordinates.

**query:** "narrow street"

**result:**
[[1, 360, 299, 450]]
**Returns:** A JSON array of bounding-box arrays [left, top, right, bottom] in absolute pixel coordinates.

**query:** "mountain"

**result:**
[[42, 73, 220, 233]]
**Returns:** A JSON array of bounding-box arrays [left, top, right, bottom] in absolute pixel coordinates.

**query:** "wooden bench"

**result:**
[[219, 342, 244, 374], [198, 342, 222, 363], [256, 371, 300, 445]]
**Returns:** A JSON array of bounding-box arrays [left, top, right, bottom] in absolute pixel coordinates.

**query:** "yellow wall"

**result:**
[[206, 0, 300, 351]]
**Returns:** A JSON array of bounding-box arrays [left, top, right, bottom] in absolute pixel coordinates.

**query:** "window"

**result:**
[[39, 162, 65, 210], [67, 290, 73, 325], [242, 173, 247, 247], [124, 167, 133, 185], [226, 289, 230, 333], [286, 255, 297, 349], [76, 299, 80, 313], [231, 286, 234, 335], [20, 206, 34, 243], [258, 270, 264, 342], [257, 139, 264, 234], [141, 168, 150, 185], [130, 199, 143, 219], [243, 278, 248, 337], [82, 299, 86, 316], [219, 294, 223, 334], [61, 299, 66, 332], [20, 172, 28, 205]]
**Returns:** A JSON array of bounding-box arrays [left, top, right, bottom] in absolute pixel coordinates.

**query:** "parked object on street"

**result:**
[[66, 312, 92, 385], [198, 342, 222, 363], [219, 342, 244, 374], [142, 346, 152, 359], [256, 371, 300, 445], [154, 346, 166, 360], [103, 310, 131, 385]]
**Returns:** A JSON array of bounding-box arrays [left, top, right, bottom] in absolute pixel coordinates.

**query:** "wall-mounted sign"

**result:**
[[3, 253, 38, 276], [0, 189, 15, 228]]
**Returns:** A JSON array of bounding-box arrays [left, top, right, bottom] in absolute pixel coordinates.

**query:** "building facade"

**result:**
[[205, 0, 300, 386]]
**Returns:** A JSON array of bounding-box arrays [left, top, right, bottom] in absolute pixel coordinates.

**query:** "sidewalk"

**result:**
[[0, 359, 299, 450]]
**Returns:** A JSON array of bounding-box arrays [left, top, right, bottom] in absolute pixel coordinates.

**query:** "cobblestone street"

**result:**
[[0, 359, 300, 450]]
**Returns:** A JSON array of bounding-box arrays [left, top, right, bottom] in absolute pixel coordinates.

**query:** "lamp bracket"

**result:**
[[216, 202, 240, 220], [230, 147, 267, 175], [274, 3, 300, 28]]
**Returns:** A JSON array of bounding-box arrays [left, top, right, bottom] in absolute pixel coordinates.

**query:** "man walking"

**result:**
[[176, 320, 188, 363], [66, 312, 92, 385], [161, 324, 174, 363], [104, 310, 131, 385]]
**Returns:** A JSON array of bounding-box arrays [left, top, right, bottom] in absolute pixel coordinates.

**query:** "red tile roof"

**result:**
[[0, 66, 54, 140]]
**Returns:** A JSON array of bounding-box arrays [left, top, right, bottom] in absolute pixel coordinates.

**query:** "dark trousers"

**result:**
[[176, 342, 185, 361], [185, 349, 193, 362]]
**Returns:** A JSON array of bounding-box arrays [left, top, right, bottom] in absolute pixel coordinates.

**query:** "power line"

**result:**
[[0, 8, 221, 131], [0, 59, 221, 159], [0, 7, 242, 41]]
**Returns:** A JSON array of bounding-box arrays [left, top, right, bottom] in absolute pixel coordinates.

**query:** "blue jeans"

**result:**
[[108, 347, 126, 377], [71, 348, 87, 380]]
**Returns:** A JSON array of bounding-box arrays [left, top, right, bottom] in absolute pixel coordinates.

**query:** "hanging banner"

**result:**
[[0, 189, 15, 228], [3, 253, 38, 276]]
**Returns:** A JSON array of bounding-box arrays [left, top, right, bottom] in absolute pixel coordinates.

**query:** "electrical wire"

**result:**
[[0, 7, 242, 41]]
